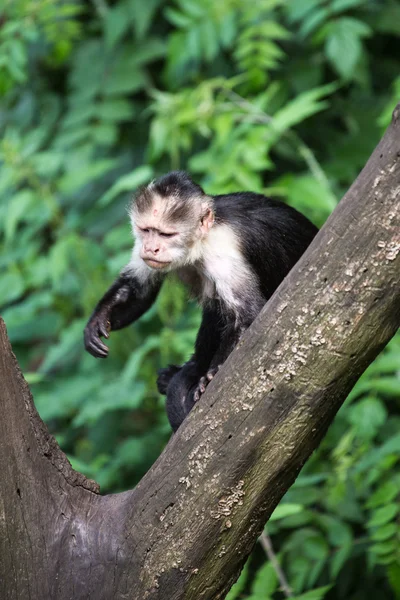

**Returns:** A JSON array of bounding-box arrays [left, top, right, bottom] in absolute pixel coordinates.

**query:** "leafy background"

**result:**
[[1, 0, 399, 598]]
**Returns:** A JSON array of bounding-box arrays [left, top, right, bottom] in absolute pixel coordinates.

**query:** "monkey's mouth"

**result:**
[[143, 258, 171, 270]]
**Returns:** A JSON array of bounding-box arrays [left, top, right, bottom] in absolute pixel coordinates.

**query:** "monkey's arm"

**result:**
[[84, 272, 162, 358]]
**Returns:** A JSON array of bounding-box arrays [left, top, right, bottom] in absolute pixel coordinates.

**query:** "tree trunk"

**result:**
[[1, 106, 399, 600]]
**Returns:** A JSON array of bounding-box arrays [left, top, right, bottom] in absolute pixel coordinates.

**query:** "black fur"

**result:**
[[84, 171, 318, 431], [153, 171, 204, 201], [215, 192, 318, 301], [160, 193, 318, 432], [84, 274, 162, 358]]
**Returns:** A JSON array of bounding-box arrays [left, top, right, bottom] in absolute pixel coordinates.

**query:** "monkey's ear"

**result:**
[[200, 206, 214, 234]]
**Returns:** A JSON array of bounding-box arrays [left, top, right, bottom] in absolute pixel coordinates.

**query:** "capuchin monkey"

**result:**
[[84, 171, 318, 431]]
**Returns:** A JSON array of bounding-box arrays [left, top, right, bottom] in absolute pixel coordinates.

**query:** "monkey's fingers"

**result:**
[[206, 367, 219, 381], [99, 322, 110, 339], [84, 327, 109, 358], [88, 337, 109, 358], [199, 377, 207, 394], [193, 375, 209, 401]]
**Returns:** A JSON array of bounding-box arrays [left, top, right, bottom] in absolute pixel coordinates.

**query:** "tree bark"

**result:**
[[1, 106, 399, 600]]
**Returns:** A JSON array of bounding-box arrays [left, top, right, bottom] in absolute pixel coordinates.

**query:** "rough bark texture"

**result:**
[[1, 107, 399, 600]]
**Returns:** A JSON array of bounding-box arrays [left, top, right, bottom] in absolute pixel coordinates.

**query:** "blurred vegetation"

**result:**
[[0, 0, 399, 598]]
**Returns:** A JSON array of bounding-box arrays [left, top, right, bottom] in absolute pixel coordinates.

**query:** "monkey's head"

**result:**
[[130, 171, 214, 270]]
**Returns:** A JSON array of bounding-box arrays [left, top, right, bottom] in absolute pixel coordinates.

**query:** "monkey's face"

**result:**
[[136, 226, 183, 270], [132, 196, 214, 270]]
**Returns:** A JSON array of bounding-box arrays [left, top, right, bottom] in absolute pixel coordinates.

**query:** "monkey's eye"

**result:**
[[160, 232, 177, 238], [139, 228, 150, 233]]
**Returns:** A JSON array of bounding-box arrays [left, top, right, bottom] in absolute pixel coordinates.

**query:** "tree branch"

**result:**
[[0, 106, 399, 600]]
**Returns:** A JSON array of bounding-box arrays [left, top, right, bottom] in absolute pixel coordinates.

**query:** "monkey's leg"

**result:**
[[164, 304, 224, 430]]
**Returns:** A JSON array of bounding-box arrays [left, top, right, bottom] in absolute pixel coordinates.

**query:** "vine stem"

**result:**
[[259, 531, 293, 598]]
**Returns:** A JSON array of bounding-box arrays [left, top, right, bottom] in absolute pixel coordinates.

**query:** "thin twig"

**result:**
[[259, 530, 293, 598]]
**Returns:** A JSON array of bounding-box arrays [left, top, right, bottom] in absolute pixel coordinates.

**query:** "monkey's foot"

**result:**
[[193, 368, 218, 402], [156, 364, 181, 394]]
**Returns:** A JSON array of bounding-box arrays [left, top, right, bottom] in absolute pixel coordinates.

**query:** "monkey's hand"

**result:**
[[84, 312, 111, 358], [156, 364, 182, 395], [193, 367, 219, 402]]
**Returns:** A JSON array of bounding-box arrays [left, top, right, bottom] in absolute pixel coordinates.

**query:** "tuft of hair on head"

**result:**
[[130, 171, 213, 228]]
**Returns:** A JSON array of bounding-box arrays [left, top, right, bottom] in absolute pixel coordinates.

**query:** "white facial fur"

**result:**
[[123, 241, 154, 287], [129, 193, 213, 271]]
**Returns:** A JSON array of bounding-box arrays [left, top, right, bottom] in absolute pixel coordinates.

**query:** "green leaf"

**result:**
[[299, 8, 330, 37], [316, 514, 353, 547], [271, 83, 337, 136], [348, 397, 387, 439], [0, 271, 25, 306], [200, 20, 219, 62], [4, 190, 34, 243], [355, 433, 400, 473], [260, 21, 291, 40], [376, 4, 400, 36], [129, 38, 166, 66], [58, 159, 118, 195], [40, 320, 86, 373], [370, 540, 398, 556], [366, 377, 400, 397], [36, 375, 100, 421], [5, 312, 62, 343], [73, 381, 147, 426], [92, 123, 118, 146], [294, 585, 333, 600], [121, 336, 160, 383], [331, 0, 367, 11], [98, 166, 153, 206], [273, 173, 336, 226], [366, 480, 400, 509], [165, 7, 193, 29], [330, 542, 352, 578], [387, 563, 400, 599], [370, 523, 398, 542], [95, 99, 134, 121], [325, 18, 372, 80], [127, 0, 161, 39], [104, 3, 131, 49], [367, 504, 399, 528], [284, 0, 323, 24], [251, 559, 278, 596], [270, 503, 304, 521], [105, 65, 147, 95]]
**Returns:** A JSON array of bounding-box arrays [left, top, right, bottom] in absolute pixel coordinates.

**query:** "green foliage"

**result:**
[[226, 550, 332, 600], [0, 0, 399, 597], [0, 0, 82, 93]]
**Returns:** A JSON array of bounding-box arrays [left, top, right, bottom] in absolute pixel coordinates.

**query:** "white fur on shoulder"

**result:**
[[201, 224, 259, 312]]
